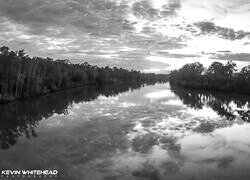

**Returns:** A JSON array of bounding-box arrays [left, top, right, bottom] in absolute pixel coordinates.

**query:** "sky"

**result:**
[[0, 0, 250, 73]]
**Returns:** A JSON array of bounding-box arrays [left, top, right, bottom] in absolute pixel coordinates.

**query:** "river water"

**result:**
[[0, 83, 250, 180]]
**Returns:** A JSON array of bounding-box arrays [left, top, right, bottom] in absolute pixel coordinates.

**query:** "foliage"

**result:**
[[0, 46, 169, 103], [170, 60, 250, 94]]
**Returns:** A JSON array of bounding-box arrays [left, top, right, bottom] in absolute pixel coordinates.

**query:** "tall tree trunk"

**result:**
[[15, 63, 21, 97]]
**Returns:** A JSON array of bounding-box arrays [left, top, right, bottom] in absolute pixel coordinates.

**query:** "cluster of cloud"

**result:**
[[0, 0, 250, 72], [193, 21, 250, 40], [211, 52, 250, 62], [132, 0, 181, 19]]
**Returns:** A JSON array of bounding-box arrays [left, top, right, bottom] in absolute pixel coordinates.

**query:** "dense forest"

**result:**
[[170, 60, 250, 94], [0, 46, 168, 103]]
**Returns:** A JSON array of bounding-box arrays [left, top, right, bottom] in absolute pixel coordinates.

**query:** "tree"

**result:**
[[0, 46, 9, 55], [0, 46, 169, 103], [170, 60, 250, 94], [224, 60, 237, 87]]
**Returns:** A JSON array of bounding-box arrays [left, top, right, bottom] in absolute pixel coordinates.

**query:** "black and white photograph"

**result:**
[[0, 0, 250, 179]]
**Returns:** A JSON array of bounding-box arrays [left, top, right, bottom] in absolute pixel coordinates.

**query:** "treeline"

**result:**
[[0, 46, 169, 103], [170, 60, 250, 94]]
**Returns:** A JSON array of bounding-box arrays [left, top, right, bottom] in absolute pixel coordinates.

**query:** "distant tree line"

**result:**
[[170, 60, 250, 94], [0, 46, 169, 103]]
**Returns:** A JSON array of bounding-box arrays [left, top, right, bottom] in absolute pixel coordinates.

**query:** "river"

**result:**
[[0, 83, 250, 180]]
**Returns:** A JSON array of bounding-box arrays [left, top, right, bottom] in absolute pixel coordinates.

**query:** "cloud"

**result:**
[[0, 0, 132, 36], [160, 0, 181, 17], [194, 21, 250, 40], [0, 0, 184, 54], [132, 0, 181, 20], [156, 51, 200, 59], [211, 52, 250, 62], [202, 156, 234, 169], [0, 0, 250, 73], [132, 0, 159, 19]]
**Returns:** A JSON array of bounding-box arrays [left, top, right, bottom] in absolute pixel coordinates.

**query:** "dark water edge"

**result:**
[[0, 80, 167, 104], [0, 83, 90, 104], [0, 81, 160, 150], [172, 83, 250, 96]]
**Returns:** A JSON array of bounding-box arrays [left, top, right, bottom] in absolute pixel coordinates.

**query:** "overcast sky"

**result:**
[[0, 0, 250, 73]]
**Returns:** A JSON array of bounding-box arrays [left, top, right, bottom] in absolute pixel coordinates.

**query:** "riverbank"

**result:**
[[169, 80, 250, 95], [0, 46, 169, 104], [0, 83, 87, 104], [170, 61, 250, 95], [0, 80, 168, 104]]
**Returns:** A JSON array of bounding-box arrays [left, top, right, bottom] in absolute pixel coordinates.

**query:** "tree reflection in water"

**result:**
[[170, 85, 250, 122], [0, 82, 157, 150]]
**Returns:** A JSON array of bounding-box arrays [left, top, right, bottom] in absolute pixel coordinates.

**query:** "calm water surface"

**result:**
[[0, 83, 250, 180]]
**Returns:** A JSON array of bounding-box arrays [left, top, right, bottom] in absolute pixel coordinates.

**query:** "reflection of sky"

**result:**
[[185, 106, 220, 119], [180, 124, 250, 180], [146, 90, 176, 99], [0, 83, 250, 179]]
